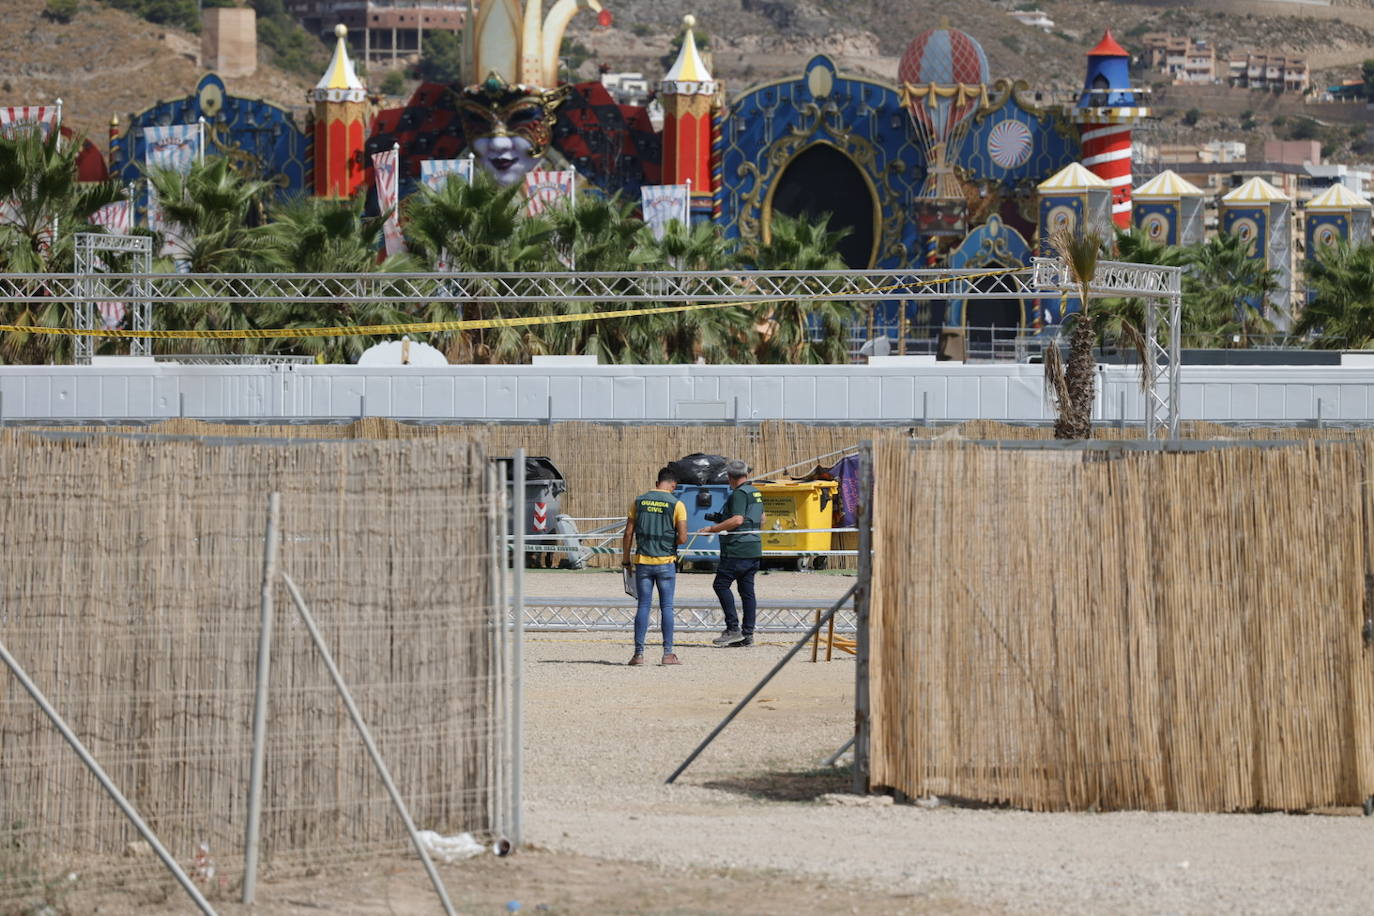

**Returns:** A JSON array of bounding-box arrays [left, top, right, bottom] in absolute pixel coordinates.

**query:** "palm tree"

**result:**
[[1181, 232, 1280, 347], [0, 128, 123, 364], [145, 156, 272, 273], [523, 194, 647, 362], [1296, 241, 1374, 348], [141, 158, 277, 356], [1097, 228, 1187, 343], [1044, 228, 1105, 440], [247, 195, 420, 363], [740, 212, 854, 364], [632, 220, 757, 364], [403, 173, 557, 362]]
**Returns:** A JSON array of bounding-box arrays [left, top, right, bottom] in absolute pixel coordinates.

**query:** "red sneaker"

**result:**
[[627, 654, 645, 666], [660, 653, 681, 666]]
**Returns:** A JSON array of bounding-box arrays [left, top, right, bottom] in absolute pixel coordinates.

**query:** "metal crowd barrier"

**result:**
[[522, 597, 857, 633]]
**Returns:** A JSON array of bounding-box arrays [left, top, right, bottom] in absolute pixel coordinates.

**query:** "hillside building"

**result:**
[[1229, 52, 1310, 93], [1142, 34, 1216, 84], [286, 0, 468, 63]]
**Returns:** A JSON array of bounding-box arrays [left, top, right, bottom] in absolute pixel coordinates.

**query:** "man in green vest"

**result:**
[[622, 466, 688, 666], [700, 459, 765, 647]]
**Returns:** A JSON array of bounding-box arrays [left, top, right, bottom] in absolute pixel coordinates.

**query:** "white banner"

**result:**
[[420, 158, 474, 192], [0, 104, 64, 249], [90, 200, 134, 328], [524, 169, 576, 217], [144, 123, 201, 269], [641, 184, 691, 240], [372, 147, 407, 257], [0, 105, 60, 139]]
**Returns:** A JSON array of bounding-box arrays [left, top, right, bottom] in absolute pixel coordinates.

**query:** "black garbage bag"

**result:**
[[669, 453, 730, 486]]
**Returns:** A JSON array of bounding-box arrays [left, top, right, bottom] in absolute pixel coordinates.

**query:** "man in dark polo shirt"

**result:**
[[699, 459, 765, 647]]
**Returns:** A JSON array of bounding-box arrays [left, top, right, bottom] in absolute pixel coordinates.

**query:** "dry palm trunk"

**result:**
[[1057, 311, 1097, 440]]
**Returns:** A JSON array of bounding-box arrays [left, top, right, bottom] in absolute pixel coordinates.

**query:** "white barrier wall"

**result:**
[[1, 362, 1373, 423]]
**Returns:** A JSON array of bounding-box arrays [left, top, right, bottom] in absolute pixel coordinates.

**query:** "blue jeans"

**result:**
[[713, 557, 760, 638], [634, 562, 677, 655]]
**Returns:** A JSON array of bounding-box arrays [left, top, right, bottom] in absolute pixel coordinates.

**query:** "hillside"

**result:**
[[568, 0, 1374, 92], [0, 0, 316, 146], [4, 0, 1373, 162]]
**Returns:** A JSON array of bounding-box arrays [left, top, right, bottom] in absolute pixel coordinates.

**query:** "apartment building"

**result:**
[[286, 0, 468, 63], [1142, 33, 1216, 84], [1229, 52, 1310, 93]]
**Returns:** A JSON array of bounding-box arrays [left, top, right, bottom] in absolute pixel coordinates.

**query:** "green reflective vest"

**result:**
[[633, 491, 681, 559], [720, 484, 764, 559]]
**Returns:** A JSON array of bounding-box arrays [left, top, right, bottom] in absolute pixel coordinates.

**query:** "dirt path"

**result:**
[[80, 585, 1374, 915], [520, 633, 1374, 916]]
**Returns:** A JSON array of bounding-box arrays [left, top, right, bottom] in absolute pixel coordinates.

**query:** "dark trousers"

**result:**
[[713, 557, 760, 637]]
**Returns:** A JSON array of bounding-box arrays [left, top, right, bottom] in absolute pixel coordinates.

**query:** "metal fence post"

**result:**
[[493, 460, 510, 844], [852, 442, 874, 795], [242, 492, 280, 905], [511, 448, 526, 848], [280, 573, 457, 915], [0, 640, 218, 916]]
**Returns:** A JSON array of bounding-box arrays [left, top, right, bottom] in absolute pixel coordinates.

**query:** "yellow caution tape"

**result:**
[[0, 267, 1028, 341]]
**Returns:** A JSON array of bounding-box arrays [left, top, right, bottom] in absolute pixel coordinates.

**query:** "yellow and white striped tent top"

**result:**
[[1305, 183, 1371, 212], [315, 24, 365, 94], [1133, 169, 1205, 200], [1037, 162, 1110, 192], [1220, 176, 1289, 204]]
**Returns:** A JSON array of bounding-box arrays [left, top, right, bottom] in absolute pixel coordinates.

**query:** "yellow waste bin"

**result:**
[[756, 479, 838, 557]]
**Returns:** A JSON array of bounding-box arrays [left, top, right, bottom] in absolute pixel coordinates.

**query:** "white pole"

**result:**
[[241, 492, 280, 905], [494, 460, 510, 843], [197, 116, 206, 163], [54, 96, 63, 131], [0, 639, 218, 916], [279, 573, 457, 916], [512, 449, 526, 848]]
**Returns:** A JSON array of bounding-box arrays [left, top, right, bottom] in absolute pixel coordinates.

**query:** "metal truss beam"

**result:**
[[522, 597, 857, 633], [1030, 257, 1184, 439], [72, 233, 153, 363], [5, 267, 1042, 306]]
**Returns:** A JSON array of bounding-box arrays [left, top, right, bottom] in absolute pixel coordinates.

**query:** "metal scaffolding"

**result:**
[[1030, 257, 1183, 440], [72, 233, 153, 363], [6, 259, 1184, 434], [13, 266, 1045, 306]]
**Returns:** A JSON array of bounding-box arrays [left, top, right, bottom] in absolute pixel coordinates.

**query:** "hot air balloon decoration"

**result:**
[[899, 27, 989, 218]]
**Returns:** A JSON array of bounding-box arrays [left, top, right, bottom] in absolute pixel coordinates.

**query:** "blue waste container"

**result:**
[[674, 483, 731, 565]]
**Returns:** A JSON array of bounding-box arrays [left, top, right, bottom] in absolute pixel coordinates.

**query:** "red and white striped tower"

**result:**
[[660, 15, 720, 222], [1073, 30, 1149, 228]]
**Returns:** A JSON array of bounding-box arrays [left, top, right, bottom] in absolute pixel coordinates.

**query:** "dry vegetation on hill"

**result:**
[[0, 0, 316, 145], [4, 0, 1374, 158]]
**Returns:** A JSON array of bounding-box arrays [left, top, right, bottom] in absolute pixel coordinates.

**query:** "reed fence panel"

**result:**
[[0, 434, 503, 903], [868, 439, 1374, 812]]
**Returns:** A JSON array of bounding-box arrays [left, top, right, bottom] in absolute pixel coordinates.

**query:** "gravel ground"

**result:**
[[523, 568, 856, 602], [523, 625, 1374, 916], [69, 570, 1374, 914]]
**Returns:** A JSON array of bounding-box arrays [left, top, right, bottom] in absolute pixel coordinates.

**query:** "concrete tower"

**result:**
[[1074, 30, 1149, 228], [311, 24, 369, 199], [660, 15, 720, 220]]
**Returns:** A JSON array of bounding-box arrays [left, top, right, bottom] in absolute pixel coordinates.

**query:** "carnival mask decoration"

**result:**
[[455, 72, 570, 187]]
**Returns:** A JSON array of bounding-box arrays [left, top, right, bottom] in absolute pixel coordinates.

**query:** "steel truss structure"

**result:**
[[8, 267, 1041, 306], [1030, 257, 1183, 440], [523, 597, 857, 634], [2, 258, 1183, 434], [72, 234, 153, 363]]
